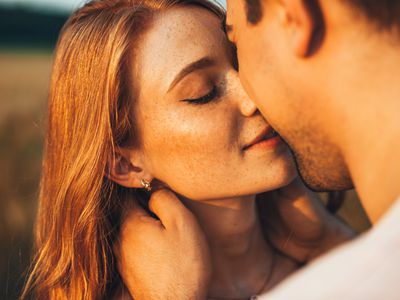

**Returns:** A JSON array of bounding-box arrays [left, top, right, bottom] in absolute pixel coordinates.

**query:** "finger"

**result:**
[[148, 188, 194, 229], [119, 199, 164, 236], [119, 198, 161, 230], [274, 178, 328, 220], [114, 212, 163, 258]]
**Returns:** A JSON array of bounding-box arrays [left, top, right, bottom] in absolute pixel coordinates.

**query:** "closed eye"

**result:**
[[181, 85, 218, 105]]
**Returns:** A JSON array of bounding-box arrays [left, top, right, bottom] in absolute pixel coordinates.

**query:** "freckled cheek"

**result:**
[[143, 116, 235, 177]]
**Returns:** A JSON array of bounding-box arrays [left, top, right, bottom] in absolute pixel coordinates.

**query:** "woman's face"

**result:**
[[132, 6, 296, 200]]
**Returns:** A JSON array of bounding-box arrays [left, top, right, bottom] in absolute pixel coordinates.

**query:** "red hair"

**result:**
[[21, 1, 224, 299]]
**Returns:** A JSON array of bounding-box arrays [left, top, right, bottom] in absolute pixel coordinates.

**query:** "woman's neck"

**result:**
[[180, 195, 294, 299]]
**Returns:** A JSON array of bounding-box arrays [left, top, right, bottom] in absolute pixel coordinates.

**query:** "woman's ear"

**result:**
[[280, 0, 321, 57], [106, 147, 152, 189]]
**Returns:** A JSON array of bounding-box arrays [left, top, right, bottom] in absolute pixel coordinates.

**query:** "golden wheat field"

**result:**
[[0, 51, 371, 299], [0, 50, 51, 299]]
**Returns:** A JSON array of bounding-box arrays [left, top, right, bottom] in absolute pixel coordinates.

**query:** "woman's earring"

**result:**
[[141, 179, 152, 192]]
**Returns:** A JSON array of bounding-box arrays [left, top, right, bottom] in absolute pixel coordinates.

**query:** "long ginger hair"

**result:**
[[21, 1, 224, 299]]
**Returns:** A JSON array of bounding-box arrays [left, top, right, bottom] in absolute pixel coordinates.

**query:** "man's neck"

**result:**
[[180, 195, 278, 298], [345, 114, 400, 223], [331, 32, 400, 223]]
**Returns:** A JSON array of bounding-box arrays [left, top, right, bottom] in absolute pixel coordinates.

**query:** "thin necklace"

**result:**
[[208, 251, 276, 300]]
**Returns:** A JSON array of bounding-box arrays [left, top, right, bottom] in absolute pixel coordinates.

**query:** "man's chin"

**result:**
[[301, 177, 354, 193], [282, 135, 354, 192], [297, 166, 354, 192], [293, 153, 354, 192]]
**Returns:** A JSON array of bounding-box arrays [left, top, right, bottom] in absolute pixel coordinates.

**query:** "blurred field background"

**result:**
[[0, 3, 68, 298], [0, 1, 370, 299]]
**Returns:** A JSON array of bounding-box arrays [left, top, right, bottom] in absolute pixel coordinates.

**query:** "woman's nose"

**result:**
[[229, 70, 259, 117], [238, 93, 258, 117]]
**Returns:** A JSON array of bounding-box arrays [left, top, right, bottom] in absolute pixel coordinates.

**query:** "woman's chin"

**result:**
[[163, 148, 298, 202], [253, 158, 298, 194]]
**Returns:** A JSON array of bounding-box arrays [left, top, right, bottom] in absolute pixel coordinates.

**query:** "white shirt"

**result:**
[[259, 198, 400, 300]]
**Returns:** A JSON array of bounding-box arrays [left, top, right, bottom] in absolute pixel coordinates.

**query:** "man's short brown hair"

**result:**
[[348, 0, 400, 29], [245, 0, 400, 29]]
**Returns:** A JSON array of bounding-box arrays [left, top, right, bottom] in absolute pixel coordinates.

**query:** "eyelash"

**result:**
[[182, 85, 219, 105]]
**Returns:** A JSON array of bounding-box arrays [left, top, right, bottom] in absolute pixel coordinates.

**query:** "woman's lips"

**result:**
[[243, 127, 282, 151], [246, 135, 283, 151]]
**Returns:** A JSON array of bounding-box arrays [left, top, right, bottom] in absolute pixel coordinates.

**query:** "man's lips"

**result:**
[[243, 127, 279, 151]]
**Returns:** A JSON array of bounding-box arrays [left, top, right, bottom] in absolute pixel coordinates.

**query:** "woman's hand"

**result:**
[[257, 177, 356, 263], [114, 189, 212, 300], [115, 179, 355, 300]]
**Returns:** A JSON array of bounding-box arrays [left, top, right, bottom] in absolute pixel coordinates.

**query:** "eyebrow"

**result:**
[[167, 57, 215, 92]]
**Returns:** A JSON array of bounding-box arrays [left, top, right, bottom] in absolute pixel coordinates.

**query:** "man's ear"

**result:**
[[280, 0, 322, 57], [106, 147, 152, 189]]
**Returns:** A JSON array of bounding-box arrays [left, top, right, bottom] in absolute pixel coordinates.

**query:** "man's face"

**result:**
[[226, 0, 353, 191]]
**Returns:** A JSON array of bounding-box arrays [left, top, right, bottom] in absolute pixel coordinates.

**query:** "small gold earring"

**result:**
[[141, 179, 152, 192]]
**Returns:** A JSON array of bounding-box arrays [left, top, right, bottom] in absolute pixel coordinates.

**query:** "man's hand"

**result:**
[[114, 189, 211, 300], [257, 178, 356, 263]]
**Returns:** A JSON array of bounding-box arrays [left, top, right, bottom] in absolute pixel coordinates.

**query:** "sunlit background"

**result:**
[[0, 0, 368, 299]]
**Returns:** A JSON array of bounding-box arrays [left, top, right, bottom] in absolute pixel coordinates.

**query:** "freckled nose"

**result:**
[[239, 94, 258, 117], [230, 71, 259, 117]]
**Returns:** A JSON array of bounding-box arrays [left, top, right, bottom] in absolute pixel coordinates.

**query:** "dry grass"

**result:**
[[0, 51, 52, 122], [0, 50, 52, 299]]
